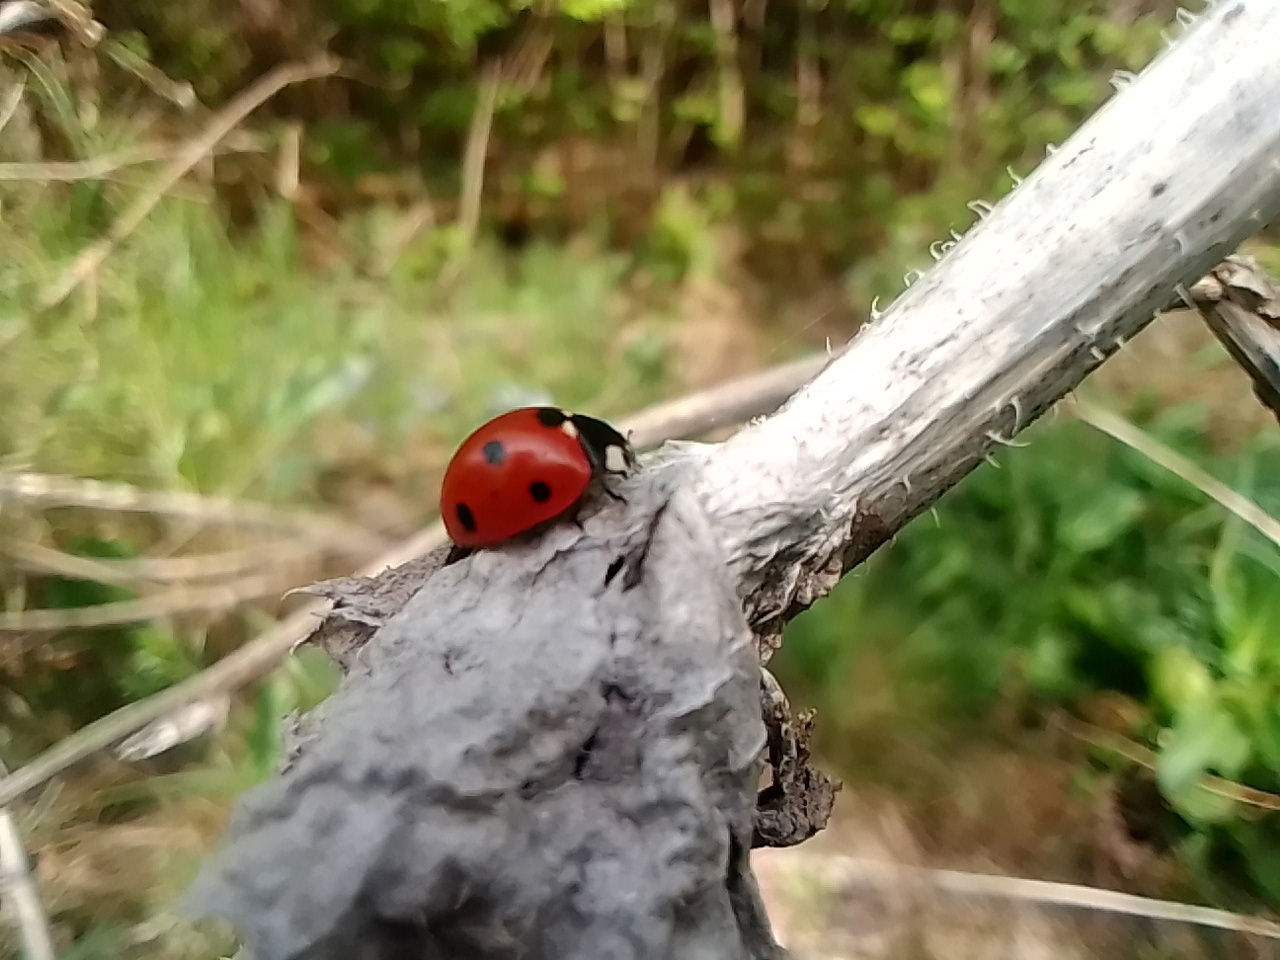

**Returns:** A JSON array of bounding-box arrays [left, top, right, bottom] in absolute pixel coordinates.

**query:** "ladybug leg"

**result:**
[[562, 500, 587, 531], [443, 543, 475, 566], [598, 474, 628, 506]]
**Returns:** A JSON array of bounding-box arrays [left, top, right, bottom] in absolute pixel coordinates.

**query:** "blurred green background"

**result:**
[[1, 1, 1279, 956]]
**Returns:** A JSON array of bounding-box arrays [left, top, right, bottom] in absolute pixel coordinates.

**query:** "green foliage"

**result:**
[[88, 0, 1173, 290], [776, 405, 1280, 901], [640, 184, 729, 282]]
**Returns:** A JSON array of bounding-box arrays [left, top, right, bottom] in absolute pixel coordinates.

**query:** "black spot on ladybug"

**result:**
[[529, 480, 552, 503], [455, 502, 477, 533], [481, 440, 505, 465], [535, 407, 568, 428]]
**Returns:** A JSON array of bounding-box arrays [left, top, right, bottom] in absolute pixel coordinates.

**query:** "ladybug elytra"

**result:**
[[440, 406, 635, 548]]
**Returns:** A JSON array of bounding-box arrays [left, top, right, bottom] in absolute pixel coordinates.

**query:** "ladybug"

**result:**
[[440, 406, 636, 549]]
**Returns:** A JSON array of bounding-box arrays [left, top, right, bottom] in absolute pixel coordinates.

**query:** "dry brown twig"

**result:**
[[98, 35, 196, 110], [2, 536, 328, 623], [41, 0, 100, 42], [32, 55, 341, 315], [114, 696, 231, 762], [14, 0, 103, 46], [274, 121, 301, 200]]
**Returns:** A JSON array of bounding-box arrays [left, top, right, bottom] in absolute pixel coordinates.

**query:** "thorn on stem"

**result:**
[[1109, 69, 1138, 91], [967, 199, 994, 219]]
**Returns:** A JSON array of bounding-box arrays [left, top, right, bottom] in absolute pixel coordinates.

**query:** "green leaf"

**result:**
[[558, 0, 630, 20], [902, 63, 952, 123], [1157, 699, 1252, 823], [1227, 821, 1280, 901], [1149, 644, 1215, 717], [854, 104, 899, 138], [986, 39, 1028, 75], [1058, 488, 1144, 555], [1024, 628, 1078, 698]]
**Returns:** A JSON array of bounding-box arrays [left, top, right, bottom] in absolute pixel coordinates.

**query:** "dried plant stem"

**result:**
[[0, 536, 167, 590], [0, 79, 26, 134], [798, 853, 1280, 939], [707, 0, 744, 148], [84, 544, 321, 584], [0, 565, 313, 634], [1053, 712, 1280, 813], [1072, 398, 1280, 550], [0, 471, 384, 553], [0, 763, 55, 960], [440, 61, 500, 282], [0, 134, 266, 181]]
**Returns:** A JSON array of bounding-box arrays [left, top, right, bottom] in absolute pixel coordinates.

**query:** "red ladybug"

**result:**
[[440, 406, 636, 549]]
